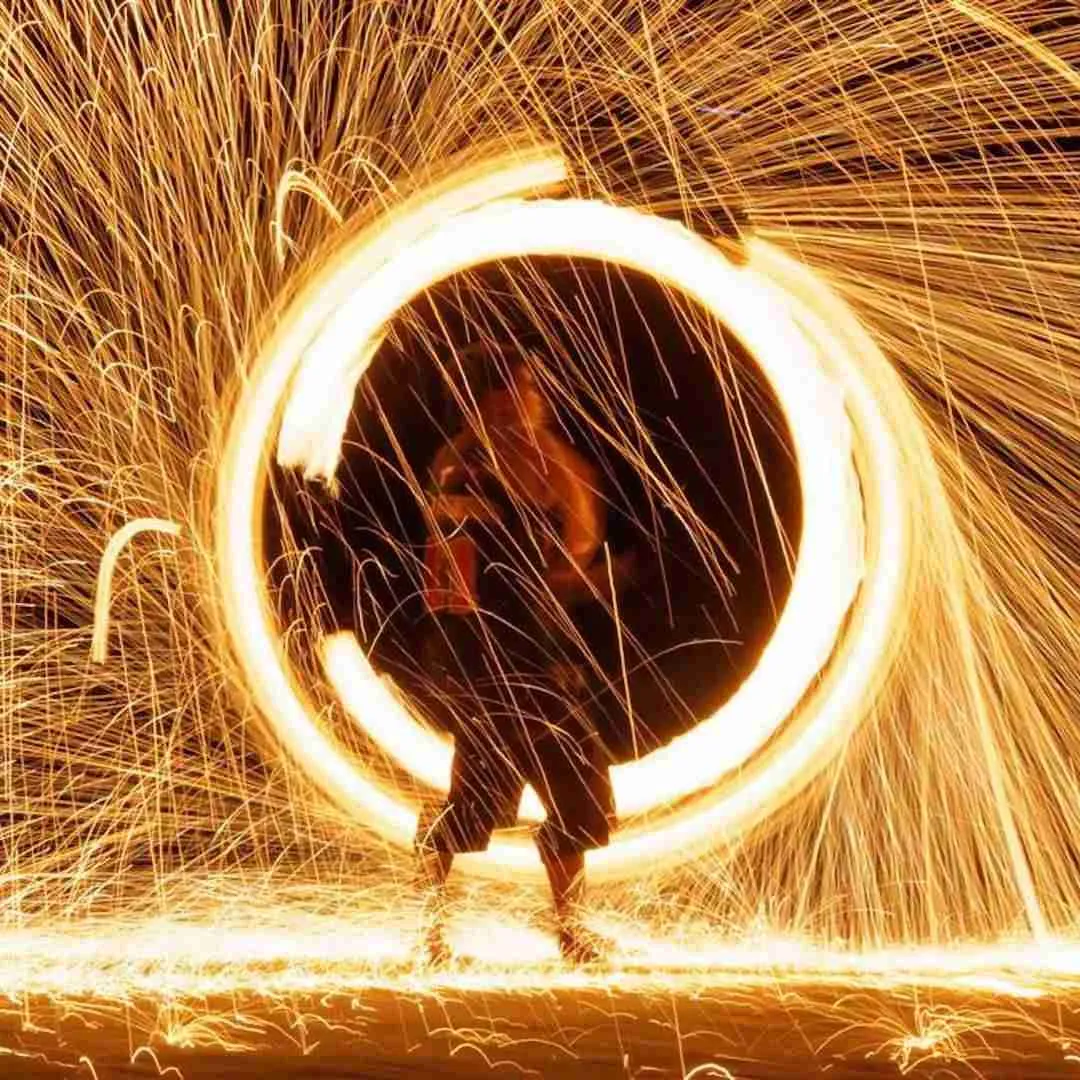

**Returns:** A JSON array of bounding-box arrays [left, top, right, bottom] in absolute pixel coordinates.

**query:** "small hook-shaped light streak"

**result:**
[[91, 518, 182, 664]]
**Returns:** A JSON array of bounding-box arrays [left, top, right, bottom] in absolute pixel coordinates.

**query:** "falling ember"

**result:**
[[2, 0, 1080, 1073]]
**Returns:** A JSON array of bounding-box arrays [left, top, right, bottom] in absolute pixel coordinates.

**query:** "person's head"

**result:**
[[482, 360, 550, 432]]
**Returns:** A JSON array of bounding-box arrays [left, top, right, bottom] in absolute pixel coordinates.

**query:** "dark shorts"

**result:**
[[416, 614, 614, 856]]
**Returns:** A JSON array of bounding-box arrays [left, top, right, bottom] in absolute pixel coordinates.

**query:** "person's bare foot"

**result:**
[[557, 923, 612, 966], [418, 922, 452, 968]]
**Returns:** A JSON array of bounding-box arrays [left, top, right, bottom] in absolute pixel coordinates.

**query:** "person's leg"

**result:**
[[529, 682, 616, 963], [414, 724, 517, 965], [536, 835, 591, 957], [536, 828, 610, 964], [536, 838, 585, 923], [533, 765, 613, 963], [412, 614, 488, 965], [414, 807, 455, 965], [416, 846, 454, 889]]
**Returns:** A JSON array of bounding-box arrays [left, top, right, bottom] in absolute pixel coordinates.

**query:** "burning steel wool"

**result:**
[[2, 0, 1080, 1074]]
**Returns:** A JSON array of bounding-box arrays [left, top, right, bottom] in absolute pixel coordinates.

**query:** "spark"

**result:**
[[271, 166, 344, 268], [950, 1, 1080, 93], [883, 1004, 997, 1073]]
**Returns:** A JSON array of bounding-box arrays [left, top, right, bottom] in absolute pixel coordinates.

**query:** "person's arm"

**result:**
[[425, 423, 504, 527], [428, 425, 479, 492], [543, 434, 606, 597]]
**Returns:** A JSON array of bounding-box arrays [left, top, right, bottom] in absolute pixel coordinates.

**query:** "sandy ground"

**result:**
[[3, 976, 1080, 1079], [2, 897, 1076, 1079]]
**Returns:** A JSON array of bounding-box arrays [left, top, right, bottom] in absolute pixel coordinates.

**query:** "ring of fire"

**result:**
[[216, 148, 909, 881]]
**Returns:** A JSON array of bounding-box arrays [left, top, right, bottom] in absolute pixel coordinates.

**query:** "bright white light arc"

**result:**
[[281, 197, 863, 810], [216, 149, 908, 881]]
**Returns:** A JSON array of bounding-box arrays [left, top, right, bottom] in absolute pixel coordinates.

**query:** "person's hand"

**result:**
[[545, 549, 640, 604], [430, 493, 500, 525], [428, 456, 467, 493]]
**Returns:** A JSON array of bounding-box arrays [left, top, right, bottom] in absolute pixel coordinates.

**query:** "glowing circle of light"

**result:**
[[279, 172, 864, 814], [216, 148, 909, 881]]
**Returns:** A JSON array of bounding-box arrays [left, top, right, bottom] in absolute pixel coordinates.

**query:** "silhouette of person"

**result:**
[[414, 357, 633, 965]]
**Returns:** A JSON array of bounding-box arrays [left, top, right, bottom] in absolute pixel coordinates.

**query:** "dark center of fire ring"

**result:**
[[265, 256, 802, 767]]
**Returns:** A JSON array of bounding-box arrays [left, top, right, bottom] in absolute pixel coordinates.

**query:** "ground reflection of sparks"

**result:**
[[2, 930, 1080, 1075], [2, 0, 1080, 1074], [881, 1004, 998, 1074]]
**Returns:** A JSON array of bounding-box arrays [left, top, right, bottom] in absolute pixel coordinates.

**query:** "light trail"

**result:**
[[0, 916, 1076, 997], [91, 519, 182, 664], [315, 232, 917, 874], [1, 917, 1078, 1076]]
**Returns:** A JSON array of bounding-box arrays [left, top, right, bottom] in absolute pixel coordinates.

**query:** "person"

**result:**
[[413, 357, 633, 966]]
